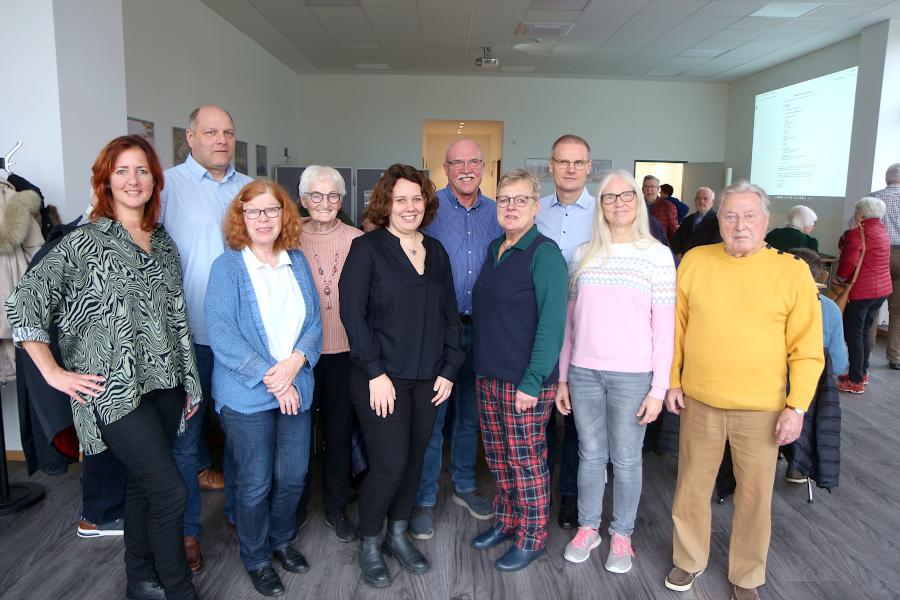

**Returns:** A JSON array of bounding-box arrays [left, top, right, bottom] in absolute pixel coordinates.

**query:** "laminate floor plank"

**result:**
[[2, 343, 899, 599]]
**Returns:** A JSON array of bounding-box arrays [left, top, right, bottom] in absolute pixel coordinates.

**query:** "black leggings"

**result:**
[[97, 386, 196, 600], [349, 365, 439, 537]]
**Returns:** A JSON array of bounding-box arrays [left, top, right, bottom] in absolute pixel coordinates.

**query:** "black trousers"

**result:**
[[546, 408, 580, 498], [97, 387, 196, 600], [844, 296, 887, 383], [81, 449, 127, 524], [317, 352, 357, 515], [349, 365, 439, 537]]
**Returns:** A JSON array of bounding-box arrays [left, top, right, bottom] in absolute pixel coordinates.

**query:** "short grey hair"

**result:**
[[785, 205, 817, 230], [855, 196, 886, 219], [886, 163, 900, 185], [498, 169, 541, 200], [696, 186, 715, 200], [298, 165, 346, 196], [719, 180, 770, 215], [642, 174, 660, 186]]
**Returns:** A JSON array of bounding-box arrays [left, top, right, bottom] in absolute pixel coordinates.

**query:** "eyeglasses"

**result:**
[[600, 191, 637, 205], [446, 159, 484, 169], [496, 195, 533, 208], [551, 158, 590, 170], [305, 191, 343, 204], [243, 206, 283, 219]]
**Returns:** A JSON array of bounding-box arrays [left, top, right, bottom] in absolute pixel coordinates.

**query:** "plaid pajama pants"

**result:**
[[476, 376, 555, 551]]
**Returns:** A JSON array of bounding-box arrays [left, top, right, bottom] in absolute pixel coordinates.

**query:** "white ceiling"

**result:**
[[201, 0, 900, 81]]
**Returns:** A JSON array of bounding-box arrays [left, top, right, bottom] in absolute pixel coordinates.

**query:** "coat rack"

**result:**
[[0, 140, 46, 515]]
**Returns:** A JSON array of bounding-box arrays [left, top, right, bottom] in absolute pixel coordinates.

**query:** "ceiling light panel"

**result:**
[[694, 1, 768, 17], [749, 2, 825, 18], [309, 5, 367, 19]]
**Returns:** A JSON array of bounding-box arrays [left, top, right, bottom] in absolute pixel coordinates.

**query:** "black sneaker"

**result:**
[[325, 511, 358, 542]]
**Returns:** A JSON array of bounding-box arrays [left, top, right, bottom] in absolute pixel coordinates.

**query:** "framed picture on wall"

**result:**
[[235, 140, 248, 175], [256, 145, 267, 177], [172, 127, 190, 165], [127, 117, 155, 146]]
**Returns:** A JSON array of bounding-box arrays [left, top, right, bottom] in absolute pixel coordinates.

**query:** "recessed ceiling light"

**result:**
[[750, 2, 825, 18], [353, 63, 390, 70]]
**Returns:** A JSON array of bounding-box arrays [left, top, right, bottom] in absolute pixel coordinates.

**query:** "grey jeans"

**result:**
[[568, 365, 652, 536]]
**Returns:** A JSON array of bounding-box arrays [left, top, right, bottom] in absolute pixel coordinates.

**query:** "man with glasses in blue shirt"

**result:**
[[408, 139, 501, 540], [161, 105, 254, 573], [536, 133, 595, 530]]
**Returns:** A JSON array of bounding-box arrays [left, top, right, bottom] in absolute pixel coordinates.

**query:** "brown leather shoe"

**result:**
[[731, 585, 760, 600], [184, 535, 204, 573], [198, 467, 224, 491]]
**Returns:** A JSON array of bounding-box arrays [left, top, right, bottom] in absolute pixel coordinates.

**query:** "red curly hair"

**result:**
[[366, 164, 438, 229], [91, 135, 163, 231], [224, 180, 302, 252]]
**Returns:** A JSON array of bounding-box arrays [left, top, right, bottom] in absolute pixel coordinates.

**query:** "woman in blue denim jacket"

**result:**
[[205, 180, 322, 597]]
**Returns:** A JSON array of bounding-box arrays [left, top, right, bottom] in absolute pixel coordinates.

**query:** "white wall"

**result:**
[[725, 37, 861, 253], [293, 73, 729, 192], [122, 0, 302, 175]]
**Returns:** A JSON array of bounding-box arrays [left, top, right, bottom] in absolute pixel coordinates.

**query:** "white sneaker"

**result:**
[[563, 526, 601, 563], [605, 533, 635, 573]]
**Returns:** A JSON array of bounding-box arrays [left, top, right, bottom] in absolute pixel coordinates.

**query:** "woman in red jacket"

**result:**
[[835, 196, 893, 393]]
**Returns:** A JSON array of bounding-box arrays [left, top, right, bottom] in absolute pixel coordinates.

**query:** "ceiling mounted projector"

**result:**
[[476, 47, 500, 69]]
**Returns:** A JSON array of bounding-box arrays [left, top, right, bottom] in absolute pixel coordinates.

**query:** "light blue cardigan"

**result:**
[[205, 249, 322, 414]]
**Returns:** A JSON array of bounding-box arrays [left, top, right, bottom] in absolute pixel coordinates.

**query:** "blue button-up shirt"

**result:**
[[536, 187, 596, 265], [425, 186, 502, 315], [161, 154, 253, 345]]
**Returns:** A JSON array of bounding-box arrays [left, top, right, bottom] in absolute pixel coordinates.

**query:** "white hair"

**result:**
[[785, 205, 817, 230], [719, 180, 770, 215], [569, 169, 655, 290], [298, 165, 346, 196], [855, 196, 886, 219], [886, 163, 900, 185]]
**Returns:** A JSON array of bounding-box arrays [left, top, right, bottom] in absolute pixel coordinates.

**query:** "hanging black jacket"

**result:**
[[782, 352, 841, 490]]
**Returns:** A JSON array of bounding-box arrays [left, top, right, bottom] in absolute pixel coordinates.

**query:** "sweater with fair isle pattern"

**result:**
[[558, 241, 676, 399]]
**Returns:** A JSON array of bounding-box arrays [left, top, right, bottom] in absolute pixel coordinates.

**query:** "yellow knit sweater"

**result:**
[[670, 243, 824, 412]]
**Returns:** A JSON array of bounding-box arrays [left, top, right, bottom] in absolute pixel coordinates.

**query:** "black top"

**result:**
[[671, 210, 723, 256], [339, 227, 464, 382]]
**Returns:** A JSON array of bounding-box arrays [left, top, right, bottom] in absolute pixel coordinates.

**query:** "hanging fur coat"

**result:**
[[0, 179, 44, 381]]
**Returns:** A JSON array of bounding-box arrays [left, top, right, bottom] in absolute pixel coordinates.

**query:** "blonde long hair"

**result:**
[[569, 169, 656, 289]]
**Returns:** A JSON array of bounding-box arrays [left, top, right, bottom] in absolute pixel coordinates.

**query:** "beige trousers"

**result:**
[[671, 396, 780, 589], [887, 247, 900, 363]]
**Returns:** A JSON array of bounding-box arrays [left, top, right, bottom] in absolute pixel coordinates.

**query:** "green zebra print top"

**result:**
[[5, 217, 203, 454]]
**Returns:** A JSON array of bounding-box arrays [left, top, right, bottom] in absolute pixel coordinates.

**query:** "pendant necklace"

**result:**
[[313, 252, 339, 310]]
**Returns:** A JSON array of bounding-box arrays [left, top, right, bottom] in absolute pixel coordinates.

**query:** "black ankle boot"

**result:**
[[359, 535, 392, 588], [382, 519, 429, 574]]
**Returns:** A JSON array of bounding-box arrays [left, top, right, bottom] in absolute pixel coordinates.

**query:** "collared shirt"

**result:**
[[6, 218, 202, 454], [241, 248, 305, 362], [424, 186, 502, 314], [161, 153, 254, 344], [871, 183, 900, 245], [536, 187, 596, 264]]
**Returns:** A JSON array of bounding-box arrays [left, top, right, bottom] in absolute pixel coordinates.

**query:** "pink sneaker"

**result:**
[[605, 533, 635, 573], [563, 526, 601, 563]]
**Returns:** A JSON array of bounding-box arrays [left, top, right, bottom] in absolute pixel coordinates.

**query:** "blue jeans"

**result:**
[[416, 322, 478, 506], [568, 366, 651, 536], [219, 405, 311, 571], [171, 344, 215, 538]]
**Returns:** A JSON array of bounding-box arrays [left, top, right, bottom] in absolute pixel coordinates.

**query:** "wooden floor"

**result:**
[[3, 345, 900, 600]]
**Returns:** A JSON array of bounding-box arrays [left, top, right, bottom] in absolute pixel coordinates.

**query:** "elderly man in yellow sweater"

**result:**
[[663, 181, 824, 600]]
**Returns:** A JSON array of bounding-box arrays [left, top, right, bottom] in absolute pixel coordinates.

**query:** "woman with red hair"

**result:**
[[6, 135, 203, 600], [205, 180, 322, 597]]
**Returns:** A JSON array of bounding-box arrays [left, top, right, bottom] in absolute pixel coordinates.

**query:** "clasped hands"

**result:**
[[263, 351, 306, 415]]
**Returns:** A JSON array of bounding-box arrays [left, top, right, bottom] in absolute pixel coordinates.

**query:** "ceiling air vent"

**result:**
[[515, 22, 574, 38]]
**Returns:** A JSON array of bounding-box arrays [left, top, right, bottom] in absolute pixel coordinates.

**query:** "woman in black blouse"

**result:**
[[339, 164, 463, 588]]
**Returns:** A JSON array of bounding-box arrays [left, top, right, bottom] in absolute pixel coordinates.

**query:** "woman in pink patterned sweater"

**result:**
[[555, 169, 676, 574]]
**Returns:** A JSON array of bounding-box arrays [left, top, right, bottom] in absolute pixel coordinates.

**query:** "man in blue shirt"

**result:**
[[535, 133, 595, 530], [408, 139, 502, 539], [161, 105, 253, 573]]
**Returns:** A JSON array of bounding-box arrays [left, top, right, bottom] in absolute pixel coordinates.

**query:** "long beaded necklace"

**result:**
[[313, 252, 339, 310]]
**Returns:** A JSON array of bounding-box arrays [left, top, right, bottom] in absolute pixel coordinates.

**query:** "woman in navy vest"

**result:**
[[470, 169, 568, 571], [339, 164, 464, 588]]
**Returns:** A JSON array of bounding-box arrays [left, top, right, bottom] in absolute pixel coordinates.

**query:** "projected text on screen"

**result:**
[[750, 66, 858, 197]]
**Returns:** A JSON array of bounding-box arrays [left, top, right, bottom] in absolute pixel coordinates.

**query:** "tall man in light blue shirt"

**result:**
[[408, 139, 501, 540], [162, 105, 253, 572], [535, 134, 596, 530]]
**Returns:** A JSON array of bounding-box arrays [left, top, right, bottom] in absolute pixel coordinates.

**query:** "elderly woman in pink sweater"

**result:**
[[555, 169, 675, 573]]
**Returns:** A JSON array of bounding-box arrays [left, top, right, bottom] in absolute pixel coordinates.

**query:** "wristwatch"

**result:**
[[791, 407, 805, 415]]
